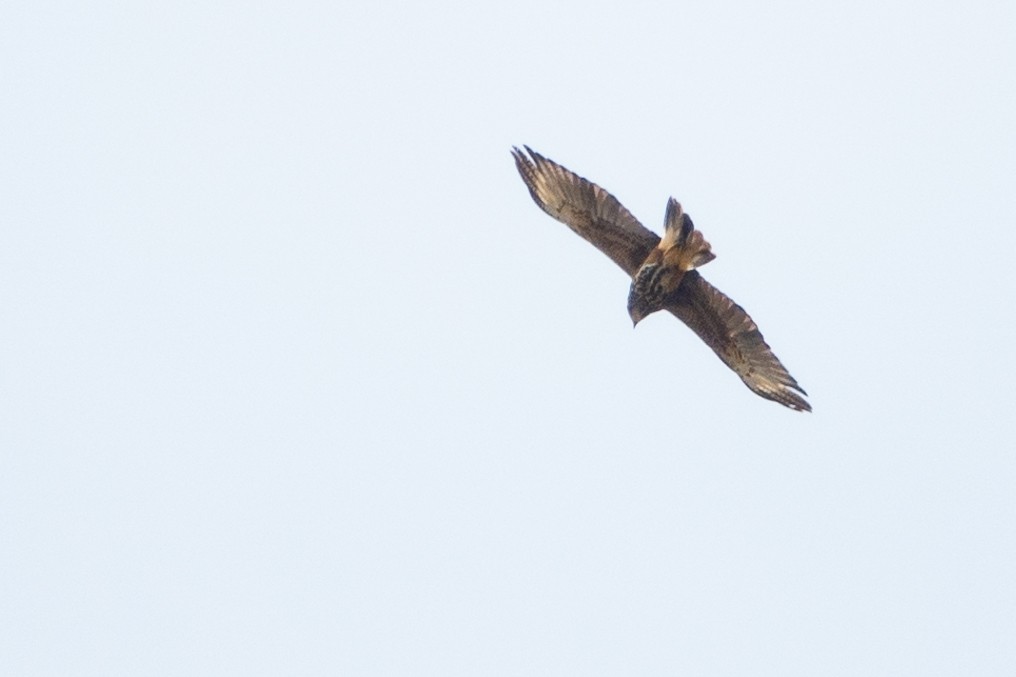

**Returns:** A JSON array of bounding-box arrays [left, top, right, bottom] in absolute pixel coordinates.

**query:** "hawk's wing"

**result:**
[[667, 271, 811, 411], [512, 146, 660, 277]]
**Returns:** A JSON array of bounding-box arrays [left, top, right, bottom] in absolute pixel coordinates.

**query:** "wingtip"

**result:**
[[522, 145, 545, 164], [787, 392, 812, 412], [789, 383, 811, 412], [753, 380, 811, 412], [512, 145, 542, 166]]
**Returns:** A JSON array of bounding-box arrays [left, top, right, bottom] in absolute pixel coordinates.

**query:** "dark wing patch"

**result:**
[[666, 271, 811, 411], [512, 146, 660, 277]]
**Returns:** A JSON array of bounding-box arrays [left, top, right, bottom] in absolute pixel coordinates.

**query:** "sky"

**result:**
[[2, 1, 1015, 675]]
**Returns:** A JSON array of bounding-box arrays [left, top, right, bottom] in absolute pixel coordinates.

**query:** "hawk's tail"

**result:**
[[661, 198, 715, 271]]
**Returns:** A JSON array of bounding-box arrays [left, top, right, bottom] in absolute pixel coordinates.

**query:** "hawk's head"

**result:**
[[628, 263, 669, 326]]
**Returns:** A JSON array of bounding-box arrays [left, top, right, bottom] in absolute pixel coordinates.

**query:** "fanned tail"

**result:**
[[661, 198, 715, 271]]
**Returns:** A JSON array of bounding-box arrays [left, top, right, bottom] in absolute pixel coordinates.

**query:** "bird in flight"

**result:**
[[512, 146, 810, 411]]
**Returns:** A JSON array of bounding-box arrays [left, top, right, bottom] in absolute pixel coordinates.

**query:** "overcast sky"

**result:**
[[3, 1, 1015, 675]]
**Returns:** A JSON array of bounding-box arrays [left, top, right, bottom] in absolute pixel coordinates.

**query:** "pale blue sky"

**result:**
[[2, 1, 1015, 675]]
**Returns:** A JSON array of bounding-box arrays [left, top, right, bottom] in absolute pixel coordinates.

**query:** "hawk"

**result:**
[[512, 146, 810, 411]]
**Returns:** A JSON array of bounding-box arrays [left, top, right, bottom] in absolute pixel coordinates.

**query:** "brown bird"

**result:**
[[512, 146, 810, 411]]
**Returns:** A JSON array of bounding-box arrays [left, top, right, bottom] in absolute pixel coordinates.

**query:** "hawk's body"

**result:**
[[512, 146, 810, 412]]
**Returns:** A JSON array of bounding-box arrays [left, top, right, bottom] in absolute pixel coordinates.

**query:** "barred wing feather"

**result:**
[[512, 146, 659, 277], [667, 271, 811, 411]]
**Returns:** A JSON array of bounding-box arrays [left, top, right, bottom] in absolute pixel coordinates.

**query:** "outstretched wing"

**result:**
[[512, 146, 660, 277], [667, 271, 811, 411]]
